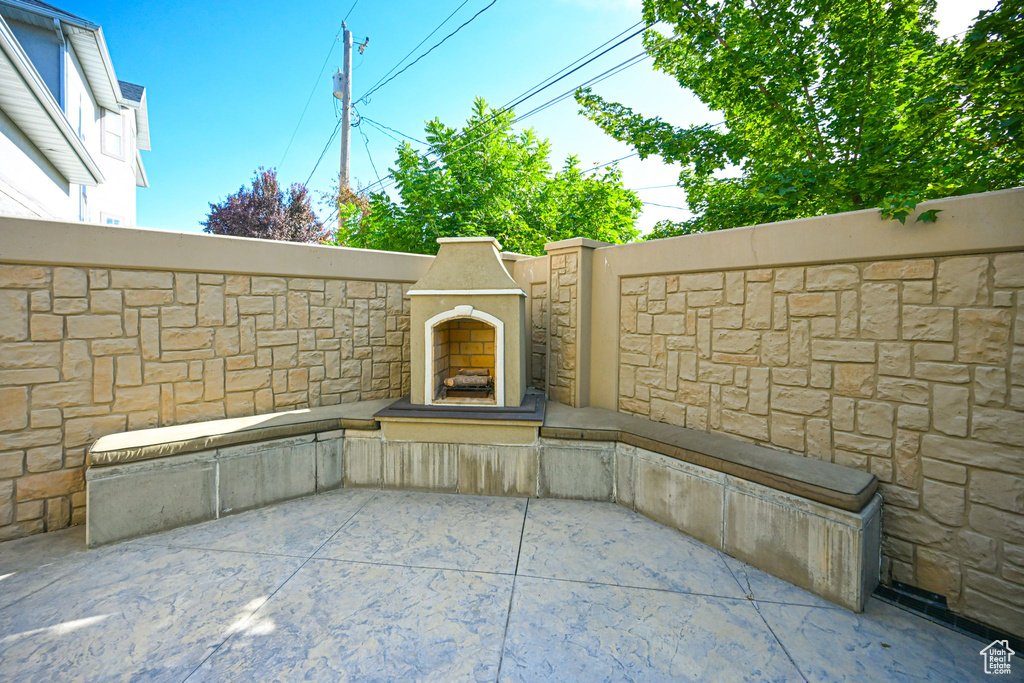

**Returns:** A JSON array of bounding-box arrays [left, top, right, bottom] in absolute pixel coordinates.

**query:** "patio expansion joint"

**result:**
[[179, 490, 381, 682], [304, 554, 516, 578], [719, 552, 809, 682], [496, 496, 530, 682]]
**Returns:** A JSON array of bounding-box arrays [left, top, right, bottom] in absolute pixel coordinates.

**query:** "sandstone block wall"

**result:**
[[547, 249, 578, 405], [616, 252, 1024, 635], [0, 264, 411, 541]]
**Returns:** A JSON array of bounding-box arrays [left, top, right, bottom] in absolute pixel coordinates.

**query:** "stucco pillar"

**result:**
[[544, 238, 609, 407]]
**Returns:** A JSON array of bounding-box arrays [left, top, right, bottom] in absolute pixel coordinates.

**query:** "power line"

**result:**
[[278, 20, 348, 171], [632, 184, 679, 191], [581, 152, 638, 174], [360, 44, 656, 194], [342, 0, 360, 22], [356, 0, 471, 103], [360, 128, 383, 186], [355, 0, 498, 105], [360, 115, 426, 145], [305, 118, 343, 186], [643, 201, 689, 210]]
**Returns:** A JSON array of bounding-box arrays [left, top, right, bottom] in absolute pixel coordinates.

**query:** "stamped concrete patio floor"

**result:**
[[0, 489, 993, 682]]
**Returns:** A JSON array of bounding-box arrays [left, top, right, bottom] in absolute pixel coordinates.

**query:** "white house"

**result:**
[[0, 0, 149, 225]]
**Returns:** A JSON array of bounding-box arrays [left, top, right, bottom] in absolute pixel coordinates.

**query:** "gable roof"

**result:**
[[118, 79, 149, 150], [0, 1, 151, 151], [0, 13, 102, 185]]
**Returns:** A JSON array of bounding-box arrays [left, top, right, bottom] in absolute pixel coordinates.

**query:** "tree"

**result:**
[[331, 98, 641, 255], [575, 0, 1023, 238], [202, 168, 328, 243]]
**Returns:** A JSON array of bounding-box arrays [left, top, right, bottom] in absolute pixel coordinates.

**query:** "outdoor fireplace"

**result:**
[[408, 237, 527, 407]]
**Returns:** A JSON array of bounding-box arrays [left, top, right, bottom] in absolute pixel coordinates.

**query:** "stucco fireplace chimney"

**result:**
[[408, 237, 527, 407]]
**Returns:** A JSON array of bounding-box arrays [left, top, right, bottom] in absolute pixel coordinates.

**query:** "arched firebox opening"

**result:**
[[425, 307, 505, 406]]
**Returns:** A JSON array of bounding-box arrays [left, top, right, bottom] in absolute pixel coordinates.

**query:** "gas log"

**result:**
[[443, 374, 493, 388]]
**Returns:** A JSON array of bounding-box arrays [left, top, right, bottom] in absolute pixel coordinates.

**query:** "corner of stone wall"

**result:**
[[544, 238, 607, 407]]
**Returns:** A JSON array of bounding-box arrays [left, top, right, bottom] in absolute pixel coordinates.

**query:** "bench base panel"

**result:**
[[87, 430, 879, 612]]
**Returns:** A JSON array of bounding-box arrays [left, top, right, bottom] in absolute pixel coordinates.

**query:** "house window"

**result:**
[[100, 212, 123, 226], [103, 110, 122, 157]]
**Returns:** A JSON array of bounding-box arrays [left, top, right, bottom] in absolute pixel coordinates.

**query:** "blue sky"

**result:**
[[63, 0, 991, 236]]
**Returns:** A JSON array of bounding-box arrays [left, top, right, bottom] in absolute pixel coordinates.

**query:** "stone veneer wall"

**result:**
[[0, 219, 425, 543], [616, 252, 1024, 635], [547, 249, 578, 405], [530, 282, 547, 390]]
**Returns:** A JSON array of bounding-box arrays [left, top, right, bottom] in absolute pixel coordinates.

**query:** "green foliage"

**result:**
[[331, 98, 641, 255], [575, 0, 1023, 237]]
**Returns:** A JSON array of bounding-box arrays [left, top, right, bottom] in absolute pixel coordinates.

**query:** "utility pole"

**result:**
[[339, 23, 353, 190]]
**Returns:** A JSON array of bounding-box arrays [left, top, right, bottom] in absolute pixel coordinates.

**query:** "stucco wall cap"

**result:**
[[544, 237, 614, 252]]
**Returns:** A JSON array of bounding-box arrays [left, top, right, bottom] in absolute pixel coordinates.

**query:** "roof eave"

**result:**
[[62, 23, 120, 111], [0, 15, 103, 185], [134, 149, 148, 188]]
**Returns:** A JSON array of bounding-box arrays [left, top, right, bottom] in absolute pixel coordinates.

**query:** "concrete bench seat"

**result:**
[[541, 402, 877, 513], [88, 399, 390, 467], [85, 399, 394, 547], [86, 396, 881, 611]]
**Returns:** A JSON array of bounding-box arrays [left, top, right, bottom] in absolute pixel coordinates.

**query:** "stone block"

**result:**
[[863, 259, 934, 280], [86, 457, 215, 546], [896, 404, 930, 431], [721, 410, 769, 440], [901, 306, 954, 342], [922, 479, 965, 526], [53, 267, 88, 297], [29, 314, 62, 341], [811, 340, 875, 363], [744, 282, 772, 329], [857, 401, 894, 438], [0, 265, 50, 288], [218, 438, 316, 515], [921, 434, 1021, 473], [969, 470, 1024, 513], [109, 270, 174, 289], [805, 265, 859, 290], [64, 415, 126, 448], [16, 468, 84, 501], [935, 256, 988, 306], [932, 384, 969, 437], [0, 290, 29, 341], [67, 315, 122, 339], [834, 364, 875, 398], [968, 505, 1024, 544], [972, 407, 1024, 447], [859, 283, 898, 339], [0, 386, 28, 431], [161, 327, 214, 351], [770, 386, 830, 416], [974, 367, 1007, 407], [957, 309, 1010, 364], [993, 253, 1024, 287], [539, 441, 614, 501], [769, 411, 804, 451], [876, 377, 929, 404], [913, 362, 969, 384]]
